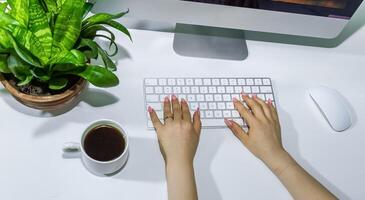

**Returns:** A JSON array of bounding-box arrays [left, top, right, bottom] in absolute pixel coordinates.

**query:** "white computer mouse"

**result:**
[[307, 86, 352, 132]]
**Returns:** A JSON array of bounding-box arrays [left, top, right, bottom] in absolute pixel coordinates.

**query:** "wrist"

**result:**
[[166, 158, 194, 169], [262, 150, 295, 176]]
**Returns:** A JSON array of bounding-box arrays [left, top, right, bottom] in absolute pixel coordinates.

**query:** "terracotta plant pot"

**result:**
[[0, 73, 88, 111]]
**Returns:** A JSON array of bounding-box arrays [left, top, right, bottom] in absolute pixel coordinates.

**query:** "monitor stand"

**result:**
[[173, 24, 248, 61]]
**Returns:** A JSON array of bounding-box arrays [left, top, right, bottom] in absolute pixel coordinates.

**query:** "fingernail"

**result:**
[[148, 106, 153, 113], [233, 97, 238, 102], [196, 107, 200, 116], [268, 99, 272, 105], [224, 118, 232, 126], [181, 98, 186, 104], [171, 95, 177, 100], [164, 96, 170, 102], [252, 94, 257, 98]]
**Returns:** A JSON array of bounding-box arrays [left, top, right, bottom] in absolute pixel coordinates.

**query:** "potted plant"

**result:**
[[0, 0, 131, 110]]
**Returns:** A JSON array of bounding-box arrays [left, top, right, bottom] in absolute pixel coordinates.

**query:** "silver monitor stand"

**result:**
[[173, 24, 248, 61]]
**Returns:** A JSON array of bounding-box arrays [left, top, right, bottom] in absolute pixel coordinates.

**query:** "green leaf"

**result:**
[[77, 38, 99, 59], [0, 12, 21, 28], [96, 42, 116, 71], [0, 28, 42, 67], [52, 0, 85, 53], [53, 63, 77, 72], [42, 0, 58, 13], [83, 10, 129, 27], [0, 2, 8, 12], [28, 0, 53, 59], [7, 0, 29, 27], [49, 77, 68, 90], [17, 75, 33, 86], [0, 54, 11, 73], [7, 54, 32, 81], [82, 2, 94, 19], [30, 68, 50, 81], [59, 65, 119, 87], [81, 24, 115, 41], [49, 49, 86, 65], [102, 20, 132, 41]]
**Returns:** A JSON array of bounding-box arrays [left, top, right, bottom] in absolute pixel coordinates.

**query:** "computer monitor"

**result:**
[[93, 0, 364, 59]]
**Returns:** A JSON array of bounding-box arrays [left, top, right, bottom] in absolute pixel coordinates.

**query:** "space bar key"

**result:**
[[201, 119, 245, 128]]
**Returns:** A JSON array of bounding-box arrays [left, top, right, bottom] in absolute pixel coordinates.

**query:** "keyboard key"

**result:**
[[212, 79, 220, 85], [182, 87, 190, 93], [197, 95, 205, 102], [173, 87, 181, 94], [246, 79, 254, 85], [221, 79, 229, 85], [147, 103, 162, 111], [146, 87, 154, 94], [226, 102, 234, 109], [226, 86, 234, 93], [164, 87, 172, 93], [214, 94, 222, 101], [229, 79, 237, 85], [263, 79, 271, 85], [195, 79, 203, 85], [168, 79, 176, 85], [146, 95, 159, 102], [145, 79, 157, 86], [260, 86, 272, 93], [205, 94, 214, 102], [190, 102, 199, 110], [155, 86, 163, 94], [209, 87, 217, 93], [231, 94, 240, 100], [255, 79, 263, 85], [258, 94, 265, 100], [214, 111, 223, 118], [235, 86, 242, 93], [201, 119, 226, 127], [223, 110, 231, 118], [252, 86, 260, 93], [187, 95, 196, 102], [232, 110, 240, 118], [178, 94, 186, 100], [238, 79, 246, 85], [217, 102, 225, 109], [208, 102, 217, 109], [223, 94, 231, 101], [159, 78, 167, 85], [186, 79, 194, 85], [266, 94, 274, 101], [177, 79, 185, 85], [191, 87, 199, 93], [217, 86, 225, 93], [243, 86, 251, 93], [200, 103, 208, 110], [203, 79, 211, 85], [200, 87, 208, 94], [205, 111, 214, 118]]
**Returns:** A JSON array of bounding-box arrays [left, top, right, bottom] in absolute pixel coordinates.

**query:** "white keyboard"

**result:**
[[144, 77, 275, 128]]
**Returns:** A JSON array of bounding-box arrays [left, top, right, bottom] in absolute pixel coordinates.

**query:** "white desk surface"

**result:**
[[1, 20, 365, 200]]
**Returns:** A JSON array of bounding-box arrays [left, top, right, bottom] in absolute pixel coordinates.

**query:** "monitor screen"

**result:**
[[182, 0, 363, 19]]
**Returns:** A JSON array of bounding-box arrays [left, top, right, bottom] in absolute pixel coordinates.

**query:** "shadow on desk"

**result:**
[[113, 135, 224, 200], [279, 108, 351, 200]]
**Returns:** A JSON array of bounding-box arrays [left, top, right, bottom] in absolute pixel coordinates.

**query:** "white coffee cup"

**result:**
[[63, 120, 129, 175]]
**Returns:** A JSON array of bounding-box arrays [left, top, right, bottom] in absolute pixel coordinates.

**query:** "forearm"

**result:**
[[264, 151, 337, 200], [166, 161, 198, 200]]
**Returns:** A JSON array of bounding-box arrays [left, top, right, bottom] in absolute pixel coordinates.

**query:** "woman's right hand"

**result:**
[[224, 94, 287, 166]]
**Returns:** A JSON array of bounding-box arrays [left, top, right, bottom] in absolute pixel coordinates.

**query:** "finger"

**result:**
[[224, 119, 249, 145], [254, 96, 273, 120], [163, 96, 173, 123], [242, 94, 266, 119], [171, 95, 182, 120], [181, 98, 191, 121], [193, 108, 202, 134], [148, 106, 163, 130], [233, 97, 255, 126], [268, 99, 279, 122]]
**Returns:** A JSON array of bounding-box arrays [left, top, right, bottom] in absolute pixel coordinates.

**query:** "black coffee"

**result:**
[[84, 125, 125, 162]]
